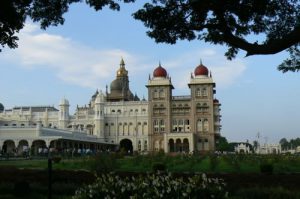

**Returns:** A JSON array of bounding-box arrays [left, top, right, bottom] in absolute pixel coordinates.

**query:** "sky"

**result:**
[[0, 2, 299, 144]]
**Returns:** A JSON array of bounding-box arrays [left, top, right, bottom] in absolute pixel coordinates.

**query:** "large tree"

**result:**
[[1, 0, 300, 72]]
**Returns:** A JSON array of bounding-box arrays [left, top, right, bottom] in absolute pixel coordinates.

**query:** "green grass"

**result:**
[[2, 154, 300, 174]]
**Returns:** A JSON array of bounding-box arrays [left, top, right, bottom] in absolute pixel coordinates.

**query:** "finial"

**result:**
[[191, 72, 193, 78], [210, 71, 212, 77], [200, 59, 202, 65], [149, 74, 151, 80], [159, 61, 161, 67], [106, 85, 108, 94], [120, 57, 125, 67]]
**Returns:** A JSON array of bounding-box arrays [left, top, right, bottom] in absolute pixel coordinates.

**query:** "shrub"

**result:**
[[260, 163, 274, 174], [13, 181, 31, 197], [52, 156, 62, 164], [152, 162, 166, 172], [89, 154, 117, 173], [73, 173, 228, 199]]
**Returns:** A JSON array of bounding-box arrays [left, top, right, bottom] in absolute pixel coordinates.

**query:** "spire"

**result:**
[[106, 85, 108, 94], [200, 59, 202, 65], [120, 57, 125, 68], [159, 61, 161, 67]]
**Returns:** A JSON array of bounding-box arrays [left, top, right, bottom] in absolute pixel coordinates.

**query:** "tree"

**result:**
[[0, 0, 135, 52], [1, 0, 300, 72], [216, 136, 230, 152], [133, 0, 300, 72], [279, 138, 289, 150]]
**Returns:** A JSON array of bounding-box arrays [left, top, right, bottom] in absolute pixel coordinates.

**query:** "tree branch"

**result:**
[[221, 26, 300, 57]]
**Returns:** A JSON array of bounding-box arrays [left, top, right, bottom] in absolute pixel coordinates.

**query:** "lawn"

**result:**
[[1, 153, 300, 173]]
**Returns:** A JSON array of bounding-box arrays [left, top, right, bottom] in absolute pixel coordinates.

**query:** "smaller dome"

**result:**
[[153, 64, 167, 78], [95, 90, 105, 103], [0, 103, 4, 112], [194, 63, 209, 76], [213, 99, 219, 104], [110, 79, 122, 91], [60, 98, 69, 106]]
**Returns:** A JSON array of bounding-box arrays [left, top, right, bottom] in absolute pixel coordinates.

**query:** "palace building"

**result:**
[[0, 59, 221, 155]]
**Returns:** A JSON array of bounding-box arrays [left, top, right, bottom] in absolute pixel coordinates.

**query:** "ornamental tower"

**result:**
[[58, 98, 70, 129], [146, 63, 174, 151], [94, 91, 105, 138], [188, 61, 219, 151]]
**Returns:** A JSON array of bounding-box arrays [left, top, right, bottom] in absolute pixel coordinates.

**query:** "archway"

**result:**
[[169, 139, 175, 152], [3, 140, 16, 154], [120, 139, 133, 154], [32, 140, 47, 156], [17, 140, 29, 156], [175, 139, 182, 152], [183, 138, 189, 152]]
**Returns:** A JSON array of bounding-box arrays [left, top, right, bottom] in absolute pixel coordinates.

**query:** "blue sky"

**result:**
[[0, 2, 299, 143]]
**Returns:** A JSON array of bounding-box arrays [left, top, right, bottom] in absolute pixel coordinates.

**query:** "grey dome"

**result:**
[[110, 79, 123, 91], [0, 103, 4, 112]]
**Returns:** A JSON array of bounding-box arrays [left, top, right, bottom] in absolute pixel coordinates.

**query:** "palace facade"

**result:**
[[0, 59, 221, 154]]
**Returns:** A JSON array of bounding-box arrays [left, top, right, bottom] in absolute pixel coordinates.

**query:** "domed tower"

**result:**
[[59, 98, 70, 129], [188, 60, 219, 152], [106, 58, 136, 101], [94, 90, 105, 138], [146, 62, 174, 151], [0, 103, 4, 113]]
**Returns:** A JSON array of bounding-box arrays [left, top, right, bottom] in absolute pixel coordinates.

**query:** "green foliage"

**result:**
[[216, 136, 231, 152], [152, 162, 166, 172], [13, 181, 31, 197], [73, 172, 228, 199], [52, 156, 62, 163], [233, 187, 300, 199], [89, 153, 117, 173], [260, 163, 274, 174]]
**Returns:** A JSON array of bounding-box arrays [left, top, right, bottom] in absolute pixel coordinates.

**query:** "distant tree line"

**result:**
[[216, 136, 253, 152], [280, 138, 300, 151]]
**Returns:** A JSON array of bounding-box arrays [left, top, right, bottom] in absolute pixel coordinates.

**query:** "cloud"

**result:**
[[2, 23, 246, 92], [163, 49, 247, 90], [2, 23, 143, 89]]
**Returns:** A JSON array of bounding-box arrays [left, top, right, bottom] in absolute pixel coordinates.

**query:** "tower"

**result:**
[[106, 58, 136, 101], [188, 61, 218, 151], [94, 90, 105, 138], [146, 63, 174, 152], [59, 98, 70, 129]]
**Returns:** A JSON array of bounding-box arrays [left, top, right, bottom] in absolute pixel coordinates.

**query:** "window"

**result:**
[[202, 88, 207, 96], [197, 119, 203, 131], [196, 88, 201, 97], [159, 89, 165, 98], [154, 89, 159, 98], [203, 119, 209, 131]]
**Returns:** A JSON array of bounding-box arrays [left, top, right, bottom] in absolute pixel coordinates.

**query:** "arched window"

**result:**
[[196, 88, 201, 97], [197, 119, 203, 131], [154, 89, 159, 98], [203, 119, 209, 131], [138, 140, 141, 151], [201, 88, 207, 96], [159, 89, 165, 98]]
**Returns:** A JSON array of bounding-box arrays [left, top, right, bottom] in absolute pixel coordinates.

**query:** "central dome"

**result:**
[[194, 63, 209, 76], [153, 64, 167, 78]]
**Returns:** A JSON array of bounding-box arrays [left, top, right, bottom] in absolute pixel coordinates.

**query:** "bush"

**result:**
[[73, 173, 228, 199], [89, 154, 117, 173], [52, 156, 62, 164], [260, 163, 274, 174], [13, 181, 31, 197], [152, 162, 166, 172]]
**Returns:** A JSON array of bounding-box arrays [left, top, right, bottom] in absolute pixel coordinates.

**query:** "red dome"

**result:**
[[213, 99, 219, 103], [153, 65, 167, 78], [194, 64, 209, 76]]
